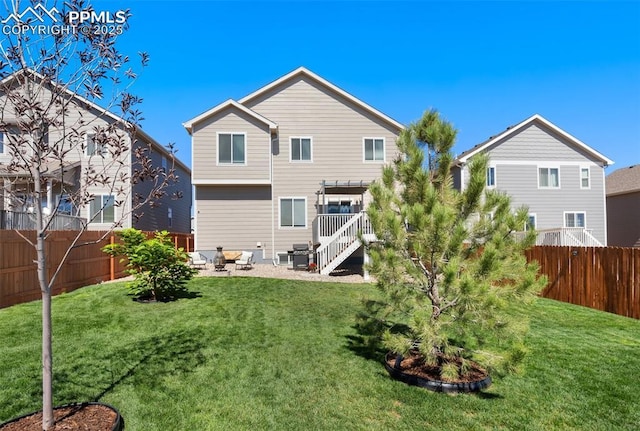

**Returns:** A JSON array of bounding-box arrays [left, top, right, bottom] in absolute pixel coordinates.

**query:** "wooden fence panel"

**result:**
[[0, 230, 193, 309], [526, 246, 639, 319]]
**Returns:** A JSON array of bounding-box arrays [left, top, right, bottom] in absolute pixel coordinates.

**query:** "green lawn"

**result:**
[[0, 277, 639, 430]]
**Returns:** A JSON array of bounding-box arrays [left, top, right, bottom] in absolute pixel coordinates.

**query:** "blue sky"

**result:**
[[97, 0, 638, 173]]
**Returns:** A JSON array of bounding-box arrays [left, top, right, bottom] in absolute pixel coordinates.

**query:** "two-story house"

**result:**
[[0, 69, 192, 233], [453, 114, 613, 246], [184, 67, 403, 274]]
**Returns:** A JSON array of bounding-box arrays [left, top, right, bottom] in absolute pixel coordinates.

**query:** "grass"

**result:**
[[0, 277, 639, 430]]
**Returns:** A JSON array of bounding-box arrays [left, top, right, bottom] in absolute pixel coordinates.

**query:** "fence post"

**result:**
[[109, 234, 115, 281]]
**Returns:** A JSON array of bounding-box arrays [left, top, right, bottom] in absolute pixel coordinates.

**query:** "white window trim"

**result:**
[[580, 166, 591, 189], [486, 165, 496, 188], [216, 132, 247, 166], [278, 197, 307, 229], [363, 137, 386, 162], [89, 194, 116, 224], [289, 136, 313, 162], [276, 251, 294, 266], [563, 211, 586, 228], [85, 133, 109, 157], [538, 166, 560, 189]]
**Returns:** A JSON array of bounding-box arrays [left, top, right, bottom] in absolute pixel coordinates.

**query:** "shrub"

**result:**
[[103, 229, 197, 301]]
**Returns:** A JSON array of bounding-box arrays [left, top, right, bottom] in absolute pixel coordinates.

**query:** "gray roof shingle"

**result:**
[[606, 165, 640, 196]]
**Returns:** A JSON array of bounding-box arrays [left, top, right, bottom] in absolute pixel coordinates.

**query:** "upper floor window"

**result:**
[[564, 211, 585, 228], [580, 167, 590, 189], [538, 167, 559, 188], [218, 133, 245, 165], [280, 197, 306, 228], [290, 137, 312, 162], [486, 166, 496, 188], [86, 133, 108, 156], [89, 194, 115, 224], [161, 155, 168, 172], [168, 207, 173, 228], [364, 138, 385, 162], [0, 132, 5, 154]]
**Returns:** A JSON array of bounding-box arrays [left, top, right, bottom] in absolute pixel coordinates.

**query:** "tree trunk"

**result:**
[[37, 233, 53, 430]]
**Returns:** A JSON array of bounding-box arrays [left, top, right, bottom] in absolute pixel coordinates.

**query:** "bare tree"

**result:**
[[0, 1, 180, 428]]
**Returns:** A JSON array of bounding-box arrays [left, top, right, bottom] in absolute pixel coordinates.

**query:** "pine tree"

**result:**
[[366, 109, 546, 379]]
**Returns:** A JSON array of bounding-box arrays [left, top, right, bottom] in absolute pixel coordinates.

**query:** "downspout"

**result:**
[[271, 131, 277, 265], [601, 164, 608, 246]]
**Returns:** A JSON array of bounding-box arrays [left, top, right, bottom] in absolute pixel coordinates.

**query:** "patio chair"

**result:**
[[235, 251, 254, 270], [189, 251, 208, 269]]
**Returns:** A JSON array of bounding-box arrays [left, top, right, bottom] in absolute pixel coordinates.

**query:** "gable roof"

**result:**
[[1, 68, 190, 173], [182, 99, 278, 135], [606, 164, 640, 196], [455, 114, 614, 167], [183, 67, 404, 134]]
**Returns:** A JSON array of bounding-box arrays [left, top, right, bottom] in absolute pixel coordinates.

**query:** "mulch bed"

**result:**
[[1, 404, 118, 431], [386, 350, 489, 383]]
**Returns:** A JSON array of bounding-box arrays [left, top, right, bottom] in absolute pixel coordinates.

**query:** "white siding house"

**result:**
[[453, 114, 613, 246], [184, 67, 403, 273]]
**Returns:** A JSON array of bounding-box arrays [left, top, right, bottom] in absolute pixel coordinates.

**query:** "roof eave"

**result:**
[[456, 114, 614, 166], [238, 66, 405, 132], [182, 99, 278, 135]]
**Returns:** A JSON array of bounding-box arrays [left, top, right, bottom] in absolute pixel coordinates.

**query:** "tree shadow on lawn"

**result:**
[[53, 328, 207, 403], [345, 299, 401, 362]]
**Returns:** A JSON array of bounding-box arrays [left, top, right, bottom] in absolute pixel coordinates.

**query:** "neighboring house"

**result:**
[[606, 165, 640, 247], [453, 114, 613, 246], [184, 67, 403, 274], [0, 70, 192, 233]]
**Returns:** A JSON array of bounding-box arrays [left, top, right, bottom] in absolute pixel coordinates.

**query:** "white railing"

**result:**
[[313, 213, 359, 244], [0, 210, 86, 231], [535, 228, 604, 247], [316, 212, 375, 275]]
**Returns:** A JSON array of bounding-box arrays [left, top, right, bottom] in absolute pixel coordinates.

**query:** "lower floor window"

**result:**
[[280, 198, 306, 228], [564, 212, 585, 228], [90, 195, 115, 223], [526, 214, 537, 231]]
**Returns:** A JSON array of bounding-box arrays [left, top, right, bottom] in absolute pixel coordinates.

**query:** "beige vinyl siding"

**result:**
[[486, 123, 599, 161], [245, 76, 400, 254], [195, 185, 271, 252], [0, 79, 194, 232], [191, 106, 271, 184]]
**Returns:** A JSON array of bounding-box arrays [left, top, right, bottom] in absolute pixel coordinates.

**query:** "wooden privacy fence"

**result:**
[[527, 246, 639, 319], [0, 230, 194, 309]]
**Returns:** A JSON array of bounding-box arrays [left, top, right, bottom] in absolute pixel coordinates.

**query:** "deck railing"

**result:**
[[535, 228, 603, 247], [0, 210, 86, 231], [313, 213, 360, 244]]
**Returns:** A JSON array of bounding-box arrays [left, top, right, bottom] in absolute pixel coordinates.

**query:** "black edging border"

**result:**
[[384, 352, 492, 393], [0, 402, 124, 430]]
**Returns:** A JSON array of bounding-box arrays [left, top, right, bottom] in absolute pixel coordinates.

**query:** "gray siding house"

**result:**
[[606, 165, 640, 247], [184, 67, 403, 274], [0, 70, 192, 233], [453, 114, 613, 246]]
